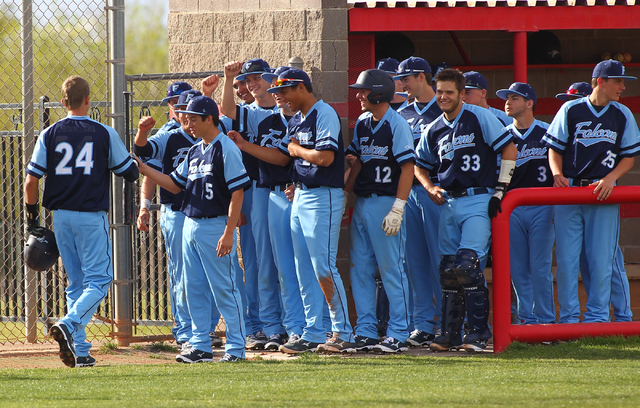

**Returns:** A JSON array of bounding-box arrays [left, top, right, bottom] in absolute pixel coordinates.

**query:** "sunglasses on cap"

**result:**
[[275, 78, 304, 87]]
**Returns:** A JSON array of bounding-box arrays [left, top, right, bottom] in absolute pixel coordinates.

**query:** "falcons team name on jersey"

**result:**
[[516, 144, 548, 164], [437, 133, 476, 161], [360, 138, 390, 161], [261, 128, 284, 148], [188, 159, 213, 178], [575, 122, 618, 146], [172, 147, 191, 168]]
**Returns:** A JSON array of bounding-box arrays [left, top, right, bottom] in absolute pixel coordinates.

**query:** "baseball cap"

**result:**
[[376, 58, 400, 75], [394, 57, 431, 80], [463, 71, 488, 90], [496, 82, 537, 104], [431, 62, 452, 77], [267, 68, 312, 93], [236, 58, 272, 81], [592, 59, 636, 80], [262, 66, 292, 84], [162, 81, 193, 102], [555, 82, 593, 101], [174, 90, 203, 109], [175, 95, 219, 117]]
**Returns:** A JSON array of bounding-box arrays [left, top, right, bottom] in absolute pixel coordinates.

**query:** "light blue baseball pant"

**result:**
[[268, 186, 307, 336], [555, 203, 618, 323], [240, 182, 263, 334], [439, 192, 493, 260], [405, 185, 442, 334], [182, 216, 245, 358], [53, 210, 113, 358], [291, 186, 354, 343], [581, 242, 632, 322], [509, 205, 556, 324], [350, 195, 410, 342], [252, 186, 285, 336]]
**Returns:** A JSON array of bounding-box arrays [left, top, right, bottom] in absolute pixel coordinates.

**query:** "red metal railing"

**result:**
[[491, 186, 640, 353]]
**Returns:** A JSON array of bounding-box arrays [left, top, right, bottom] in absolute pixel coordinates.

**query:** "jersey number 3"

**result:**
[[55, 142, 94, 175]]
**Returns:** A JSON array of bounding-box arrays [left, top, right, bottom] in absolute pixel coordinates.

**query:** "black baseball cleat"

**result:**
[[354, 335, 379, 352], [50, 322, 76, 368], [463, 339, 488, 353], [265, 333, 288, 351], [279, 337, 320, 354], [317, 335, 356, 354], [218, 353, 245, 363], [209, 332, 223, 348], [430, 339, 463, 352], [176, 348, 213, 363], [407, 330, 436, 347], [76, 355, 96, 367], [372, 337, 408, 354], [245, 330, 268, 350]]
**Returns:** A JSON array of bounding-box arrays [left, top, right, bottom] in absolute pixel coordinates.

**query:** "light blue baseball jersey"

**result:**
[[347, 107, 415, 196], [508, 120, 553, 189], [543, 97, 640, 178], [278, 100, 344, 188], [159, 118, 180, 133], [170, 134, 251, 218], [416, 104, 514, 190], [489, 106, 513, 127], [27, 115, 137, 211]]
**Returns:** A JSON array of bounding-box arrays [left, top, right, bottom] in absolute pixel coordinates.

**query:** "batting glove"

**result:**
[[382, 198, 406, 236], [26, 202, 40, 233], [488, 183, 507, 219]]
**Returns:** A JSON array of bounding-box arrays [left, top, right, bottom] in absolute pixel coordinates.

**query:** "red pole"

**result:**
[[492, 186, 640, 353], [513, 31, 528, 83]]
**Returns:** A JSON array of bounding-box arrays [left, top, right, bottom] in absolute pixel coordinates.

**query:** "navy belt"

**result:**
[[192, 215, 220, 219], [294, 181, 320, 190], [569, 178, 599, 187], [360, 193, 392, 198], [269, 183, 291, 191], [445, 187, 490, 199]]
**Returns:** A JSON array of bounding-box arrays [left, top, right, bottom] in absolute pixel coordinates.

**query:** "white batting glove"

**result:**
[[382, 198, 406, 236]]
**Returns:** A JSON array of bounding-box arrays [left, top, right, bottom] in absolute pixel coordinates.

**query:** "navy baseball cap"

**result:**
[[394, 57, 431, 80], [162, 81, 192, 102], [262, 66, 292, 84], [236, 58, 272, 81], [592, 59, 636, 80], [496, 82, 537, 104], [555, 82, 592, 101], [463, 71, 488, 90], [377, 58, 400, 74], [175, 95, 219, 117], [174, 90, 203, 108], [431, 62, 452, 77], [267, 68, 311, 93]]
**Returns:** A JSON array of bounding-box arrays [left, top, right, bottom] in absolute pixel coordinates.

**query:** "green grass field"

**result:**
[[1, 336, 640, 408]]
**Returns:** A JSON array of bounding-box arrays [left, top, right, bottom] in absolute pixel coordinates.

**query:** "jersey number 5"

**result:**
[[55, 142, 94, 175]]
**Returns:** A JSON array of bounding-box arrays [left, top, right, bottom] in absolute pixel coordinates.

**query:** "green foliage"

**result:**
[[124, 2, 168, 75], [149, 341, 176, 352], [99, 341, 119, 354]]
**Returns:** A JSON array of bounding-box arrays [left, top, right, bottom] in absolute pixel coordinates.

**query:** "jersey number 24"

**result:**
[[55, 142, 94, 175]]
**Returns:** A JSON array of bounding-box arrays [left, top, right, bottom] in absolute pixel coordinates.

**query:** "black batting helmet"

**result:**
[[24, 227, 59, 271], [349, 69, 395, 104]]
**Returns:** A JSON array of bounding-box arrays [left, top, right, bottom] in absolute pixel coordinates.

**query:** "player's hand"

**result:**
[[382, 198, 406, 236], [138, 116, 156, 133], [285, 183, 295, 202], [488, 183, 507, 218], [224, 61, 243, 79], [137, 208, 150, 232], [288, 137, 300, 157], [345, 154, 357, 167], [201, 74, 219, 97], [227, 130, 245, 149], [237, 212, 247, 227], [552, 174, 570, 187], [131, 154, 147, 174], [216, 232, 233, 257], [25, 203, 39, 233], [592, 177, 615, 201], [426, 185, 446, 206]]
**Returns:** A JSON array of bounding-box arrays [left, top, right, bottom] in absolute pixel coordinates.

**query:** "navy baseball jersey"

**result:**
[[543, 97, 640, 179], [347, 108, 415, 196], [278, 100, 345, 188], [508, 119, 553, 190], [254, 111, 292, 188], [27, 115, 137, 212], [235, 102, 278, 181], [489, 106, 513, 127], [397, 98, 442, 148], [170, 135, 251, 219], [415, 104, 514, 190]]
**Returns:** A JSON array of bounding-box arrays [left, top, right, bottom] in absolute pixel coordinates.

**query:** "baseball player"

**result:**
[[462, 71, 512, 126], [261, 68, 354, 354], [556, 82, 633, 322], [415, 68, 517, 352], [136, 95, 250, 363], [345, 69, 414, 353], [25, 76, 139, 367], [394, 56, 443, 347], [160, 81, 193, 133], [496, 82, 556, 325], [543, 60, 640, 323]]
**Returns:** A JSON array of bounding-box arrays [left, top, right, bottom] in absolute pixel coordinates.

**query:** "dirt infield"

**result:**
[[0, 341, 491, 369]]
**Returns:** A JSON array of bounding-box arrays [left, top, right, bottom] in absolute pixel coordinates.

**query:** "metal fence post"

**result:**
[[108, 0, 133, 346]]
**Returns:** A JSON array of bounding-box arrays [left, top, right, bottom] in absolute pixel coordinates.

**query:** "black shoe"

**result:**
[[50, 322, 76, 368], [245, 330, 267, 350], [209, 332, 223, 348], [76, 355, 96, 367], [279, 337, 320, 354], [176, 348, 213, 363], [407, 330, 436, 347], [463, 338, 488, 353], [317, 335, 356, 354], [372, 337, 408, 354], [265, 333, 288, 351], [218, 353, 244, 363], [430, 335, 463, 352], [354, 335, 379, 351]]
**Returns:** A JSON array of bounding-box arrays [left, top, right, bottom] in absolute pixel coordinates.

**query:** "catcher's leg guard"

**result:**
[[453, 249, 491, 342], [431, 255, 465, 351]]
